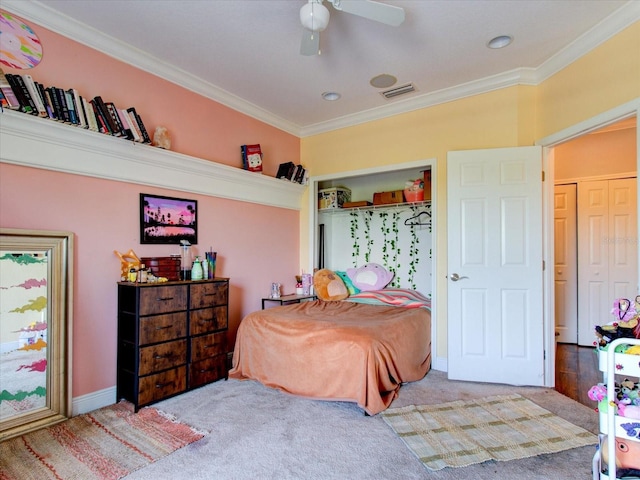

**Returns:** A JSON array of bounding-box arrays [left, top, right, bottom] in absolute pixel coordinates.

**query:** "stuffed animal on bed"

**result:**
[[346, 263, 394, 292], [313, 269, 349, 301]]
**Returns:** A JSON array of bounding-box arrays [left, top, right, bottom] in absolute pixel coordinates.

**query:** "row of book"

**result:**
[[277, 161, 307, 185], [0, 68, 151, 143]]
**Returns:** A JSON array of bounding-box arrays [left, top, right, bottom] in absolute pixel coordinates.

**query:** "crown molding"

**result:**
[[0, 110, 306, 210], [535, 1, 640, 84], [2, 0, 636, 138], [299, 67, 538, 137], [1, 0, 301, 137]]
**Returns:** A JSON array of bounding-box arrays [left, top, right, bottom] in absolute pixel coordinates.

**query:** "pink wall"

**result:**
[[0, 17, 301, 399], [1, 22, 299, 176]]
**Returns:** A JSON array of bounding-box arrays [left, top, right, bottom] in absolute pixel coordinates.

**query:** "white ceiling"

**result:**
[[3, 0, 638, 136]]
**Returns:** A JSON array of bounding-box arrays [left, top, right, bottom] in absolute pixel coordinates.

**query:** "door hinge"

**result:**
[[542, 170, 545, 182], [542, 260, 545, 271], [544, 350, 546, 360]]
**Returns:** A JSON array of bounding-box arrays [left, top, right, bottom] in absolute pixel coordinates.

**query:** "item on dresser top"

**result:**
[[191, 256, 204, 280], [114, 248, 141, 281]]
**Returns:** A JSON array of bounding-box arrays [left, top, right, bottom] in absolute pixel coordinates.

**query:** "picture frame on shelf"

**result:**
[[140, 193, 197, 245]]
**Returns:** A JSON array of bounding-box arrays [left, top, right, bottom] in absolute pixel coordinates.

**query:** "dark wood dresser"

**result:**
[[117, 278, 229, 410]]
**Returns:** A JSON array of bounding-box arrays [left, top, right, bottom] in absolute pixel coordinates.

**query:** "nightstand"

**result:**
[[261, 294, 317, 309]]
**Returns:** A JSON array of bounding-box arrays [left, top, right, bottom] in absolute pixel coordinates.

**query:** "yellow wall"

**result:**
[[300, 22, 640, 363]]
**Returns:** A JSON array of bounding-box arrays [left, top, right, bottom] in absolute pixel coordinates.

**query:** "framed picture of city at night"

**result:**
[[140, 193, 198, 245]]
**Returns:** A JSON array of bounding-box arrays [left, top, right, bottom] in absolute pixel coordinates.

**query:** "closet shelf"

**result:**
[[318, 200, 431, 216]]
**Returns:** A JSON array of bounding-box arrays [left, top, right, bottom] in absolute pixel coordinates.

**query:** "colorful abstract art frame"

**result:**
[[0, 229, 72, 441], [140, 193, 198, 245], [0, 11, 43, 69]]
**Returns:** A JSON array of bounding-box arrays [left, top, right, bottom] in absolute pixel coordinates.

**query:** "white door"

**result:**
[[447, 146, 544, 386], [554, 184, 578, 343], [577, 178, 638, 345]]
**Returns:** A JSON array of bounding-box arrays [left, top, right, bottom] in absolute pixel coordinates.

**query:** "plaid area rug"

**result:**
[[381, 393, 597, 471], [0, 401, 206, 480]]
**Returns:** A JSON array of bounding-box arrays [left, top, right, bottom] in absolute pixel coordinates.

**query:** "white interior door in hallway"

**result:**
[[577, 177, 638, 346], [554, 184, 578, 343]]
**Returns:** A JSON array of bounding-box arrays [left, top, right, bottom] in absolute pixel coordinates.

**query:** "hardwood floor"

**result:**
[[555, 342, 601, 409]]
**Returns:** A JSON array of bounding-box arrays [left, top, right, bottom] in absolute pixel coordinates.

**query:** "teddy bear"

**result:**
[[346, 263, 394, 292], [313, 269, 349, 301]]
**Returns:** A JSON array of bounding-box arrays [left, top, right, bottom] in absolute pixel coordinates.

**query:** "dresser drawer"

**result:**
[[190, 306, 228, 335], [139, 312, 187, 345], [138, 366, 186, 405], [139, 339, 187, 375], [139, 285, 187, 315], [191, 332, 226, 362], [189, 356, 227, 388], [190, 281, 228, 309]]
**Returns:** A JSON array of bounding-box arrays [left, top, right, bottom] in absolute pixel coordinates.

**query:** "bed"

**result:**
[[228, 289, 431, 415]]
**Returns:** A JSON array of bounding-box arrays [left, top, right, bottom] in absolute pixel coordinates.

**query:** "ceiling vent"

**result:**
[[380, 83, 416, 99]]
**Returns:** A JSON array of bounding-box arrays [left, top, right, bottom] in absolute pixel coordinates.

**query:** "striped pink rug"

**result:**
[[0, 401, 206, 480]]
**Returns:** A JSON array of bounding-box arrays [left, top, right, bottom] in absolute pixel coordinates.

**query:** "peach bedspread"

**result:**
[[229, 300, 431, 415]]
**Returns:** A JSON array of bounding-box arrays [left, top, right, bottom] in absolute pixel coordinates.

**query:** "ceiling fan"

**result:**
[[299, 0, 405, 56]]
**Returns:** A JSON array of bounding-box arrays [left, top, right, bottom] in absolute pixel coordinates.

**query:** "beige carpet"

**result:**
[[0, 400, 206, 480], [382, 393, 597, 471]]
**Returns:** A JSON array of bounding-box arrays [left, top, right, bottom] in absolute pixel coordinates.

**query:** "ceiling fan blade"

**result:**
[[300, 29, 320, 56], [331, 0, 405, 26]]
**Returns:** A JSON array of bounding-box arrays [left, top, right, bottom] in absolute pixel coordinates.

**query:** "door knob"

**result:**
[[450, 273, 468, 282]]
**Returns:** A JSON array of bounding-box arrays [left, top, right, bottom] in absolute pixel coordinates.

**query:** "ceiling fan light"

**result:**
[[300, 2, 330, 32]]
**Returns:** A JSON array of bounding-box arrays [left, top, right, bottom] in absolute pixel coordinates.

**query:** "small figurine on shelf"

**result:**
[[152, 125, 171, 149]]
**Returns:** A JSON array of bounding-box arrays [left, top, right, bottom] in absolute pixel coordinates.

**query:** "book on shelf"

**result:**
[[126, 107, 151, 143], [241, 144, 263, 173], [276, 161, 296, 181], [53, 87, 72, 123], [5, 73, 36, 114], [105, 102, 130, 138], [93, 96, 122, 136], [119, 108, 141, 141], [293, 164, 306, 184], [37, 82, 56, 119], [69, 88, 88, 128], [22, 74, 48, 117], [64, 90, 79, 125], [0, 69, 21, 110], [90, 99, 111, 134], [82, 97, 99, 132]]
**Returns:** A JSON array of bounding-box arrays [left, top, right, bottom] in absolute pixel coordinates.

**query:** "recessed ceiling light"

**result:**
[[370, 74, 397, 89], [322, 91, 341, 101], [487, 35, 513, 49]]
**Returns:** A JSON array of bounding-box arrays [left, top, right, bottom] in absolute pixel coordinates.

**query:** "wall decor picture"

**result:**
[[140, 193, 197, 245]]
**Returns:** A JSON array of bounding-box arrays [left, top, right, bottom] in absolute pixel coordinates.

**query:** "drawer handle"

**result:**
[[199, 368, 216, 373], [157, 296, 174, 301], [155, 325, 174, 330], [200, 318, 214, 323], [204, 293, 216, 297], [154, 353, 173, 359], [204, 343, 219, 349], [155, 382, 172, 389]]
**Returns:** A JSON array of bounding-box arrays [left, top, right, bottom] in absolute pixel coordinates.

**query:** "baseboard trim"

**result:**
[[432, 356, 447, 373], [72, 386, 116, 416]]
